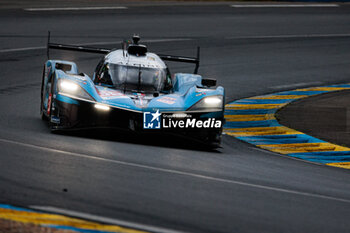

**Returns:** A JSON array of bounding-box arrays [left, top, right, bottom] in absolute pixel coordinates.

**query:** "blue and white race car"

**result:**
[[40, 35, 225, 146]]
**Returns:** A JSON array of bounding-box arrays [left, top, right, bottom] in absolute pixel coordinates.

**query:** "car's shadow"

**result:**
[[53, 127, 222, 153]]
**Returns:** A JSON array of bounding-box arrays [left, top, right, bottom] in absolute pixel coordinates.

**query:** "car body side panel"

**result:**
[[42, 60, 79, 115]]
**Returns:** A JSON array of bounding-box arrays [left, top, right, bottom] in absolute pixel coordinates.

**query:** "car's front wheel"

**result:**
[[40, 66, 49, 121]]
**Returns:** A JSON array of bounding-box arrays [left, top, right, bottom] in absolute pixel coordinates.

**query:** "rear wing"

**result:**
[[46, 31, 110, 57], [158, 47, 200, 74], [46, 31, 200, 74]]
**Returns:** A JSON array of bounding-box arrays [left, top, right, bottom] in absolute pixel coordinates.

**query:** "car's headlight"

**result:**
[[60, 81, 79, 92], [188, 96, 223, 112], [58, 80, 94, 101]]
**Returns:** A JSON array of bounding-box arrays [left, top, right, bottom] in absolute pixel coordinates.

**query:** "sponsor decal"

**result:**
[[156, 96, 176, 105], [143, 110, 222, 129], [196, 88, 212, 92], [99, 89, 128, 99], [132, 93, 145, 97], [196, 92, 206, 97]]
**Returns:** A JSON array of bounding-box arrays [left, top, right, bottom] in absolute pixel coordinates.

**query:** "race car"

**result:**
[[40, 34, 225, 146]]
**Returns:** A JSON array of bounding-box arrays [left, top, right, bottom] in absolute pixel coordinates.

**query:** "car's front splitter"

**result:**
[[51, 95, 224, 145]]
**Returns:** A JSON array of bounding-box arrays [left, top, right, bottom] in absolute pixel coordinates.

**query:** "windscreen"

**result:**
[[100, 63, 167, 92]]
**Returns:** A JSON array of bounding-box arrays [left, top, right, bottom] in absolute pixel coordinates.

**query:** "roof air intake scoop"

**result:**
[[128, 35, 147, 56]]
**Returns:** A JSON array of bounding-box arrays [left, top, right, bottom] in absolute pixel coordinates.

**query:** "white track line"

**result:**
[[227, 33, 350, 40], [30, 206, 185, 233], [24, 6, 128, 11], [270, 82, 324, 90], [1, 137, 350, 205], [3, 32, 350, 54], [0, 46, 45, 53], [0, 38, 192, 53], [231, 4, 339, 8], [2, 33, 350, 53]]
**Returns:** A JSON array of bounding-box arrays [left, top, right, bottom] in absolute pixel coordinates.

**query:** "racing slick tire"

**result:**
[[40, 66, 49, 121]]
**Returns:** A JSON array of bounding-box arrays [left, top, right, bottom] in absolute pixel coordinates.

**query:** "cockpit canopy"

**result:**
[[94, 62, 169, 93]]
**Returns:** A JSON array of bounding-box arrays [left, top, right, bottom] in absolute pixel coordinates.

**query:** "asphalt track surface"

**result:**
[[278, 89, 350, 149], [1, 2, 350, 232]]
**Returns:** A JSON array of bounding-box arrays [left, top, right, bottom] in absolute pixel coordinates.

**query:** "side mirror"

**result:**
[[202, 78, 216, 87]]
